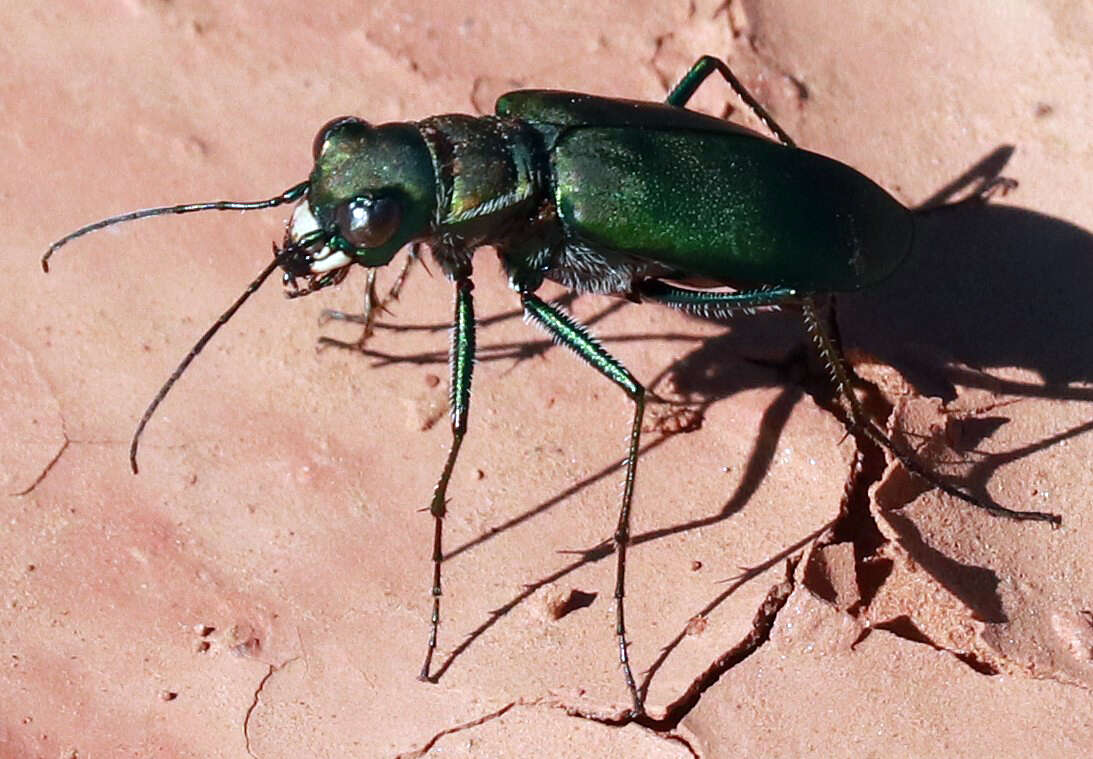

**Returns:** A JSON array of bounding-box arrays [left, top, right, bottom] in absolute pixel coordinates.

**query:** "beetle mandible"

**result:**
[[43, 56, 1060, 717]]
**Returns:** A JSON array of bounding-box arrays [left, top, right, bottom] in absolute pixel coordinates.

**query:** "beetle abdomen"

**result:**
[[552, 127, 913, 291]]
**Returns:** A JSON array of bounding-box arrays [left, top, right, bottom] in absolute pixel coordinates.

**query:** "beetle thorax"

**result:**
[[416, 114, 544, 236]]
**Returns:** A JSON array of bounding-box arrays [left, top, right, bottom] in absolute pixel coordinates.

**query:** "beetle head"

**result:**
[[278, 117, 436, 297]]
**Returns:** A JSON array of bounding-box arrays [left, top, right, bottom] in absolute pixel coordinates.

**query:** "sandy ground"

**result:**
[[2, 1, 1091, 757]]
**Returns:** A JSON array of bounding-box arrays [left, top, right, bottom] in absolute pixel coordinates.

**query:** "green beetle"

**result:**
[[43, 56, 1057, 718]]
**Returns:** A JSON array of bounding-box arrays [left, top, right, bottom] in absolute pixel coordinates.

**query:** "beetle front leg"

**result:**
[[520, 291, 647, 718], [419, 276, 477, 682], [318, 243, 420, 351]]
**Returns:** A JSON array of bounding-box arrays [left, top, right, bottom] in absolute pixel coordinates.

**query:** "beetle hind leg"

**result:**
[[635, 279, 800, 318], [638, 282, 1060, 525], [800, 297, 1060, 525], [666, 55, 797, 148]]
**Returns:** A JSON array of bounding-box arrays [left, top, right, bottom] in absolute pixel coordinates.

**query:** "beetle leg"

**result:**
[[635, 279, 799, 318], [639, 283, 1060, 524], [420, 275, 477, 682], [520, 291, 647, 718], [318, 243, 420, 351], [667, 55, 797, 148], [800, 297, 1060, 525], [319, 266, 379, 327]]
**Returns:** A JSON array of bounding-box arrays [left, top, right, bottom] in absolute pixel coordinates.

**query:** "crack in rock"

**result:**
[[242, 657, 300, 759], [553, 555, 799, 737], [397, 557, 800, 757], [396, 702, 518, 759], [649, 555, 798, 730]]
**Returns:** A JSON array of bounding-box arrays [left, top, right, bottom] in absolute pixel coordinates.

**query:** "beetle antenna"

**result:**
[[129, 258, 281, 474], [41, 181, 309, 272]]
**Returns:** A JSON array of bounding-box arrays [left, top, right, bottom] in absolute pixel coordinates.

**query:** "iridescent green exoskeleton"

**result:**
[[43, 56, 1060, 718]]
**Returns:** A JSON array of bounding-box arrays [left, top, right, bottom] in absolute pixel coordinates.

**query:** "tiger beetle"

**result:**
[[43, 55, 1061, 718]]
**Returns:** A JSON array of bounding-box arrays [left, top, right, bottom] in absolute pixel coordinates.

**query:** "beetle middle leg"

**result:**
[[520, 290, 647, 718], [317, 242, 420, 351]]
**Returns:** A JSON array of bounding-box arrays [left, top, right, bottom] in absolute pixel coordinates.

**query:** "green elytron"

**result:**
[[43, 56, 1059, 718]]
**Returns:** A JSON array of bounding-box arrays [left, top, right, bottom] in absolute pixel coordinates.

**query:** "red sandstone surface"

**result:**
[[2, 2, 1091, 756]]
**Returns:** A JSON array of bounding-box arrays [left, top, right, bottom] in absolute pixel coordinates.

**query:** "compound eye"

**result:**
[[335, 196, 402, 249], [312, 116, 366, 160]]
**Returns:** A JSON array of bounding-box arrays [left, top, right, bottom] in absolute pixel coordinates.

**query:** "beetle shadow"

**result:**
[[840, 172, 1093, 403], [689, 145, 1093, 408]]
